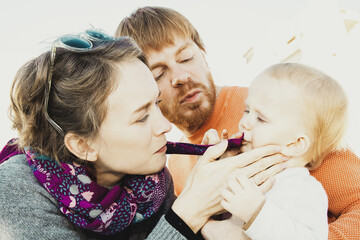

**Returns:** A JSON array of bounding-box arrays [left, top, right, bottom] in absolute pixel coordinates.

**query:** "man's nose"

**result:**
[[171, 66, 190, 87]]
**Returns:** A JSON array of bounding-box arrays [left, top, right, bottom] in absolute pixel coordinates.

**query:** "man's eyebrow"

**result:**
[[149, 43, 192, 71], [175, 42, 191, 55], [133, 91, 161, 114]]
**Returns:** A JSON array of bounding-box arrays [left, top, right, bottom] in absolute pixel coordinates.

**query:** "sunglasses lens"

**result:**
[[86, 29, 113, 41], [60, 36, 92, 49]]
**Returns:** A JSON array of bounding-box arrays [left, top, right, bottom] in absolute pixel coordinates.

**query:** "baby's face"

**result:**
[[239, 74, 308, 152]]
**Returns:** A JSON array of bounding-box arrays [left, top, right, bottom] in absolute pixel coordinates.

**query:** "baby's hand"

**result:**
[[221, 175, 265, 225]]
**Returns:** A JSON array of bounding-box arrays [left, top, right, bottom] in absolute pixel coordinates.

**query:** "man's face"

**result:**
[[146, 37, 216, 132]]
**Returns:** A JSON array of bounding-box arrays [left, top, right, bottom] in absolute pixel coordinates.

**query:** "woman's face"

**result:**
[[91, 59, 172, 185]]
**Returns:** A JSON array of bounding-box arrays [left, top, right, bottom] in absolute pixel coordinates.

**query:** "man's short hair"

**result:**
[[116, 6, 205, 54]]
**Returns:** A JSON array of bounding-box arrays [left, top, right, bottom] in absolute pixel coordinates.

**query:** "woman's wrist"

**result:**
[[172, 195, 209, 233], [165, 208, 201, 240]]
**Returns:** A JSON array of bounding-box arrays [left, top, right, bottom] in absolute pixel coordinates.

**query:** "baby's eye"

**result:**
[[257, 117, 266, 123], [244, 109, 249, 114]]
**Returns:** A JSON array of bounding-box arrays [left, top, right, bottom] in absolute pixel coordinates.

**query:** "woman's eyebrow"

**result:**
[[134, 102, 151, 114], [133, 92, 161, 114]]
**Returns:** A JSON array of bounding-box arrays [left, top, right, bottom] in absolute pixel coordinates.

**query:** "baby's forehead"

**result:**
[[248, 77, 306, 115], [250, 75, 300, 98]]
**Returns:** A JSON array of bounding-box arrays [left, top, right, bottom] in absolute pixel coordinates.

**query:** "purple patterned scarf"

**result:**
[[0, 139, 170, 235]]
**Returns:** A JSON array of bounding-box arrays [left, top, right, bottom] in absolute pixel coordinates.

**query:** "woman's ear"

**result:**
[[281, 134, 311, 157], [64, 133, 98, 162]]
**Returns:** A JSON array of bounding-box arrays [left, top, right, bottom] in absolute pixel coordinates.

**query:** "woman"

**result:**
[[0, 30, 282, 239]]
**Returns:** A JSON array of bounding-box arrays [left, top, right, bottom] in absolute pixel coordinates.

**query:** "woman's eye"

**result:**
[[244, 109, 249, 114], [137, 114, 149, 123]]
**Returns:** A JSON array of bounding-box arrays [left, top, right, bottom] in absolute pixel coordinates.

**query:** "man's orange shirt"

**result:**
[[168, 86, 360, 239]]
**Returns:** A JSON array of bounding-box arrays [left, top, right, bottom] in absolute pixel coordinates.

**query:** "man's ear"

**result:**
[[281, 134, 311, 157], [64, 133, 98, 162]]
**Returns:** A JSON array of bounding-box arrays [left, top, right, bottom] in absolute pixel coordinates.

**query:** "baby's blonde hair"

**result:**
[[264, 63, 348, 169]]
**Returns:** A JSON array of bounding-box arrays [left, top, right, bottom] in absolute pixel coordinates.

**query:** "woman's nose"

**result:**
[[154, 109, 172, 136]]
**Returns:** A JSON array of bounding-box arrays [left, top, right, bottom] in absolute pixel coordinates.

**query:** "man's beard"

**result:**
[[160, 73, 216, 132]]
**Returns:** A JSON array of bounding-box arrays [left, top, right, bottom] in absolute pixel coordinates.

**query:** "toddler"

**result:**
[[219, 63, 347, 240]]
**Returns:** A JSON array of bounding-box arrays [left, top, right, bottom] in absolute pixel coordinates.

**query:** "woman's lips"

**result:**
[[155, 145, 167, 154]]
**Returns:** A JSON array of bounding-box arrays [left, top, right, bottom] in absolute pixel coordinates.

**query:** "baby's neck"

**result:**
[[285, 156, 309, 169]]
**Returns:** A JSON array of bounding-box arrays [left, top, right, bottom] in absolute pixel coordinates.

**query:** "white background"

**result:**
[[1, 0, 360, 155]]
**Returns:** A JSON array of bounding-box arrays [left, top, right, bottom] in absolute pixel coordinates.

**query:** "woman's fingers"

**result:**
[[202, 129, 221, 145], [230, 131, 243, 139], [252, 162, 287, 185], [197, 140, 228, 166], [221, 129, 229, 140], [223, 145, 283, 169], [258, 177, 274, 194], [226, 153, 287, 183]]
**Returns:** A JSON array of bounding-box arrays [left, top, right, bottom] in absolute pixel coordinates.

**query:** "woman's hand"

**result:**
[[201, 129, 288, 186], [172, 141, 284, 233], [201, 216, 250, 240], [201, 129, 239, 160]]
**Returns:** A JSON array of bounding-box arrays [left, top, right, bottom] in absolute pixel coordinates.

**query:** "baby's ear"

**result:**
[[281, 134, 310, 157], [64, 133, 98, 162]]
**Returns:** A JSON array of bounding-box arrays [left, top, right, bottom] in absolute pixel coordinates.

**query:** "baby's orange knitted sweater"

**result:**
[[168, 86, 360, 239]]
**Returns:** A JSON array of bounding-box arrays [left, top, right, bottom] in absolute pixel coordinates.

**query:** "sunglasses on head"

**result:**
[[44, 29, 114, 136]]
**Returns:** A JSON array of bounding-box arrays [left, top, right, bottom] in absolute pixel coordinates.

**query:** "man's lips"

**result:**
[[180, 90, 201, 104]]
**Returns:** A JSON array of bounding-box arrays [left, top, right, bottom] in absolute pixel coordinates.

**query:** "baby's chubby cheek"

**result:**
[[240, 142, 253, 153]]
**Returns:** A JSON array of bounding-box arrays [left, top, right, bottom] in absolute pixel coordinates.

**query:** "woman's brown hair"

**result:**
[[10, 36, 146, 163]]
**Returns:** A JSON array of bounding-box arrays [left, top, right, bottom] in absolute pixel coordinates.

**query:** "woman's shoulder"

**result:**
[[0, 154, 48, 193], [0, 154, 56, 229], [0, 154, 86, 239], [0, 154, 36, 186]]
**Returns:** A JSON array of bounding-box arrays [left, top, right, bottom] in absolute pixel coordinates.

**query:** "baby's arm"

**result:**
[[221, 175, 265, 227], [234, 169, 328, 240]]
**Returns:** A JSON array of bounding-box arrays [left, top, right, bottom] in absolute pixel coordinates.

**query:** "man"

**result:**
[[116, 6, 360, 239]]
